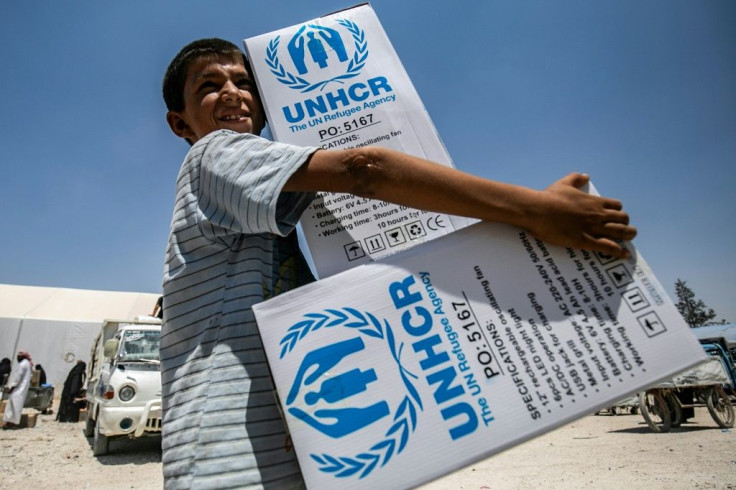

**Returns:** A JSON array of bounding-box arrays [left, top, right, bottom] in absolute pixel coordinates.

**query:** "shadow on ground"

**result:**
[[609, 420, 724, 435], [84, 432, 162, 466]]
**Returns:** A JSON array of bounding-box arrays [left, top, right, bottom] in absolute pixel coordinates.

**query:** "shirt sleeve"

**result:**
[[194, 131, 318, 239]]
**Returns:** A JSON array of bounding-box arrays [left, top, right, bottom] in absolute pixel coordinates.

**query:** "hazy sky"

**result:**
[[2, 1, 734, 322]]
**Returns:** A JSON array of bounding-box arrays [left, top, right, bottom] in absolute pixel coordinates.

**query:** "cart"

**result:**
[[638, 356, 734, 432], [24, 385, 55, 414], [0, 385, 55, 415]]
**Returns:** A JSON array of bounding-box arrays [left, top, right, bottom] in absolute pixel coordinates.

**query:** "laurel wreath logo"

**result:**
[[279, 308, 423, 479], [266, 19, 368, 93]]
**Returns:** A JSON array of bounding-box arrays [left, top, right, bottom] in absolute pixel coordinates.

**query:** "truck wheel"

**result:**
[[639, 390, 671, 433], [92, 418, 110, 456], [83, 413, 95, 438], [706, 385, 735, 428]]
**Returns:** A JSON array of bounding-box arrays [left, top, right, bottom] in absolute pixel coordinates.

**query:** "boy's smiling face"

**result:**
[[166, 54, 265, 144]]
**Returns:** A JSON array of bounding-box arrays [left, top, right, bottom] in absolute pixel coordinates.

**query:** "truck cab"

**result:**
[[85, 317, 162, 456]]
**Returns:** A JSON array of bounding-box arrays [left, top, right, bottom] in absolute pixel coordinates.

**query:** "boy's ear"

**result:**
[[166, 111, 196, 142]]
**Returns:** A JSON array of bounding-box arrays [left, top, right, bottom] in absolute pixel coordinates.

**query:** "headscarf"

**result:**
[[18, 350, 33, 368]]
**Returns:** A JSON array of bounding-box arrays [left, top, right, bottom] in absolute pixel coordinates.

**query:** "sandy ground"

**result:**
[[1, 404, 734, 489]]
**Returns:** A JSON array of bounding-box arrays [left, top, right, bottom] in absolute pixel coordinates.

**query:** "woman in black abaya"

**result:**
[[57, 360, 87, 423]]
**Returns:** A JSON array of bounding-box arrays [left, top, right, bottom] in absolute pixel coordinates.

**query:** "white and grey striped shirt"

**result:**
[[161, 130, 317, 489]]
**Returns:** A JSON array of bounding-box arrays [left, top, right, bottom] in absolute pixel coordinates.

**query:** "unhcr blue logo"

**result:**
[[279, 308, 422, 479], [266, 19, 368, 93]]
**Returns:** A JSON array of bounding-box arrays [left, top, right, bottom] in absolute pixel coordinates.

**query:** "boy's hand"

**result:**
[[525, 173, 637, 259]]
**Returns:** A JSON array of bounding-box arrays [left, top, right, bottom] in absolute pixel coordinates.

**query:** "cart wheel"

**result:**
[[639, 390, 672, 433], [706, 385, 735, 428], [665, 392, 683, 428]]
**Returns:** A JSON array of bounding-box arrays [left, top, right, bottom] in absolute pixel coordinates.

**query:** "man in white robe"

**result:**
[[2, 351, 32, 429]]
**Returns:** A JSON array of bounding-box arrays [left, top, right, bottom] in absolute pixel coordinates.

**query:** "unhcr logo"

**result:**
[[285, 337, 389, 438], [266, 19, 369, 93], [265, 19, 395, 125], [279, 308, 422, 479]]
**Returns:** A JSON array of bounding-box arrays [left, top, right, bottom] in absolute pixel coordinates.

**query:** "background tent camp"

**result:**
[[692, 323, 736, 344], [0, 284, 159, 390]]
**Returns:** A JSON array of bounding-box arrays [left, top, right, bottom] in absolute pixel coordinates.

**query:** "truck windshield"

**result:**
[[120, 330, 160, 362]]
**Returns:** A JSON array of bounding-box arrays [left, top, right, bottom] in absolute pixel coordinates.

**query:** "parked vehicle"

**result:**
[[84, 316, 162, 455], [638, 333, 736, 433]]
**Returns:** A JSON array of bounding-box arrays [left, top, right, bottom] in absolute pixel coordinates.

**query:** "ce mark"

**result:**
[[425, 215, 447, 231]]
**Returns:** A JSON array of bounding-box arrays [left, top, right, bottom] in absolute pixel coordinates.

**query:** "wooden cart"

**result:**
[[638, 356, 734, 433]]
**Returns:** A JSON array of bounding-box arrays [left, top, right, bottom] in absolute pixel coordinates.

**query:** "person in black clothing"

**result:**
[[56, 360, 87, 423], [34, 364, 47, 386], [152, 296, 164, 319], [0, 358, 10, 388]]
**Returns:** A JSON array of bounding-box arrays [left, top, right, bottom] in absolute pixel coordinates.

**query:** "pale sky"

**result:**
[[1, 0, 734, 322]]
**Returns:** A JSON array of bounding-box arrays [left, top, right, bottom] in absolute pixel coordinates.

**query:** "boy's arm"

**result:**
[[283, 146, 636, 258]]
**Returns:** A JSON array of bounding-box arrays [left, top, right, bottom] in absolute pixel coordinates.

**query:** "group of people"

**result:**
[[2, 351, 87, 429]]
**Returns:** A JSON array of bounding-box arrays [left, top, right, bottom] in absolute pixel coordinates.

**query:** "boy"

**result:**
[[161, 38, 635, 489]]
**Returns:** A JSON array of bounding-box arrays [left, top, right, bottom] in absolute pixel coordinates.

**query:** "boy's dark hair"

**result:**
[[163, 38, 254, 112]]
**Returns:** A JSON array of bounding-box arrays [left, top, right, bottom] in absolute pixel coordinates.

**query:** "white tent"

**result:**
[[0, 284, 159, 391], [692, 323, 736, 344]]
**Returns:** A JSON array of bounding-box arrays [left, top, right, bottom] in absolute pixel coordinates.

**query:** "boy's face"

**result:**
[[166, 54, 265, 144]]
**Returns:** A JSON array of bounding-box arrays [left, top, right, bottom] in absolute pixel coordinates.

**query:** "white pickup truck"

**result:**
[[84, 316, 162, 456]]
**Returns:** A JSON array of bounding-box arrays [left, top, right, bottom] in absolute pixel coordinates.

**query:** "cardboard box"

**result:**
[[244, 4, 475, 278], [19, 412, 37, 428], [1, 412, 37, 429], [253, 221, 705, 489], [246, 5, 705, 488]]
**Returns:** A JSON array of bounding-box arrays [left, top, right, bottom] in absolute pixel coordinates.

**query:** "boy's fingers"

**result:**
[[602, 209, 630, 225], [600, 222, 637, 240], [584, 235, 631, 259], [557, 172, 590, 189], [601, 197, 623, 210]]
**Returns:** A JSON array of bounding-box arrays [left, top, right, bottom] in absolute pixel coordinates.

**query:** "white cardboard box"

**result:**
[[253, 221, 706, 489], [244, 4, 475, 278]]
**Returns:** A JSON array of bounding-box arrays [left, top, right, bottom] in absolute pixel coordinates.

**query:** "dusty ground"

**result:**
[[1, 404, 734, 489]]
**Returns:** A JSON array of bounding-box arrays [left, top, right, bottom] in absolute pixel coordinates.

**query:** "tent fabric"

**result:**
[[0, 284, 158, 322], [692, 323, 736, 344], [0, 284, 159, 390]]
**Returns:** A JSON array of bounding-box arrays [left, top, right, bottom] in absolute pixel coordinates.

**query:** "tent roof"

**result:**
[[692, 323, 736, 345], [0, 283, 160, 322]]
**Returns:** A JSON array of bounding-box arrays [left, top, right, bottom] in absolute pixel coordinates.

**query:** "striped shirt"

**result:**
[[161, 130, 317, 489]]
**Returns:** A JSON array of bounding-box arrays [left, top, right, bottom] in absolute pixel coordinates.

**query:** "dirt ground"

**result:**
[[1, 404, 734, 489]]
